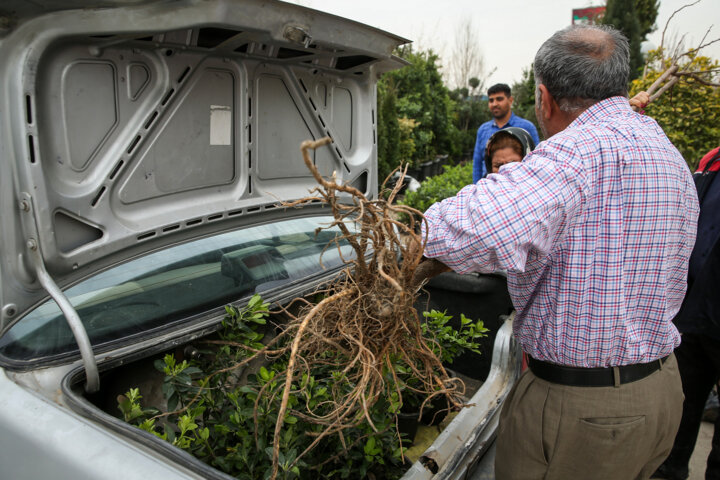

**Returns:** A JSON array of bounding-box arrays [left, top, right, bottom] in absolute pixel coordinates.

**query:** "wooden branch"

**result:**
[[675, 71, 720, 87], [646, 64, 679, 97], [649, 76, 679, 102], [698, 25, 712, 49], [661, 0, 702, 52], [668, 32, 689, 62], [679, 36, 720, 59]]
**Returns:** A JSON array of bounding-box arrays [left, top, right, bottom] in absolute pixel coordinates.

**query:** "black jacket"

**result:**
[[674, 146, 720, 339]]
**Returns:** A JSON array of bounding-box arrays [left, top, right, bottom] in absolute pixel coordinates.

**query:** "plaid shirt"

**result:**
[[423, 96, 699, 367]]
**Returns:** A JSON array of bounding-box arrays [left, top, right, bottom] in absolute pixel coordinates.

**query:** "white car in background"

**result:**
[[0, 1, 521, 478]]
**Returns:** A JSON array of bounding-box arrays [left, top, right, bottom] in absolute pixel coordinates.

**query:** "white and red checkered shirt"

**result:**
[[422, 96, 699, 367]]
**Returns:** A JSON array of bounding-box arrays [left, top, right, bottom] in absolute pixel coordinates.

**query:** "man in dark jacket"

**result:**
[[655, 145, 720, 480]]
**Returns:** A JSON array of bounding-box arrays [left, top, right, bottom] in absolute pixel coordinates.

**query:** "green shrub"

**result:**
[[119, 294, 487, 480], [402, 162, 473, 214], [377, 46, 460, 181], [631, 51, 720, 171]]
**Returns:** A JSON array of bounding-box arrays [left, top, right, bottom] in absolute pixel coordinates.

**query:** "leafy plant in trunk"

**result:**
[[120, 295, 486, 479], [120, 138, 487, 479]]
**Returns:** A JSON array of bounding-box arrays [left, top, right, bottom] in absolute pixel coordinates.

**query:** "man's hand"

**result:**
[[411, 257, 451, 291], [629, 91, 649, 112]]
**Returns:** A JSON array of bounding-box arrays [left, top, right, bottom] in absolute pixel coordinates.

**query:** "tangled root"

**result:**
[[158, 138, 465, 479], [263, 138, 465, 478]]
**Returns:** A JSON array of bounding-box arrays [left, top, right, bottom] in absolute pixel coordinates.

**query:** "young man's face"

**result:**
[[488, 92, 513, 121]]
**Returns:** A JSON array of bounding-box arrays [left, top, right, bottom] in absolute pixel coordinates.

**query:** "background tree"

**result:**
[[631, 50, 720, 170], [510, 65, 541, 139], [377, 79, 401, 182], [635, 0, 660, 39], [449, 85, 490, 160], [376, 46, 460, 181], [447, 19, 486, 91], [601, 0, 645, 79], [468, 77, 480, 96]]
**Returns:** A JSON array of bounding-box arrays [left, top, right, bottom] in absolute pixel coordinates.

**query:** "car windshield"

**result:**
[[0, 216, 354, 362]]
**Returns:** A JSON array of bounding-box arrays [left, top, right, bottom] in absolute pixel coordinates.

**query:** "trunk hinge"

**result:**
[[20, 194, 100, 393]]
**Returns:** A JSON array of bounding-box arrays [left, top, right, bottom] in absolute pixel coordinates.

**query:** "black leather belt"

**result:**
[[527, 355, 669, 387]]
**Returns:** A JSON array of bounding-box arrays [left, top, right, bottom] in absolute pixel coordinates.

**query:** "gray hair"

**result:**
[[534, 24, 630, 112]]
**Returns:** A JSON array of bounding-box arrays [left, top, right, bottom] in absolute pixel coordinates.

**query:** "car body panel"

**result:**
[[0, 1, 521, 478], [0, 0, 407, 329], [0, 368, 205, 479], [401, 315, 521, 479]]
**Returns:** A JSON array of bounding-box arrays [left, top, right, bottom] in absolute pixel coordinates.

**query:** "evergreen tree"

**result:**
[[602, 0, 644, 79], [511, 65, 541, 139], [377, 80, 400, 183], [635, 0, 660, 39], [378, 46, 459, 170]]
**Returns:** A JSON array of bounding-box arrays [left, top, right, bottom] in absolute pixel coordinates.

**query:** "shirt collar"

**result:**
[[570, 96, 632, 128], [495, 111, 517, 129]]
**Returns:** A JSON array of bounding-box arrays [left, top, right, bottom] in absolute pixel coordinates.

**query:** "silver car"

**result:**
[[0, 1, 521, 478]]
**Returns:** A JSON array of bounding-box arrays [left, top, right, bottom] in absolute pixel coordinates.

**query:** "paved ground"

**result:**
[[688, 420, 713, 479]]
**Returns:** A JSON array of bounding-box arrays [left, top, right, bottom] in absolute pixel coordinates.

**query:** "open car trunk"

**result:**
[[0, 1, 521, 478]]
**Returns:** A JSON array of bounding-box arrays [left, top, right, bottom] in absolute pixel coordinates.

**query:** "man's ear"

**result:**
[[509, 95, 514, 106], [537, 84, 554, 120]]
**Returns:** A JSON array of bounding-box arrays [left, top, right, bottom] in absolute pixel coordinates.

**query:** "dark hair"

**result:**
[[534, 24, 630, 111], [487, 83, 511, 97], [488, 135, 523, 159]]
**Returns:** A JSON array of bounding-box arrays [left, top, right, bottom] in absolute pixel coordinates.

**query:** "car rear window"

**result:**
[[0, 216, 353, 362]]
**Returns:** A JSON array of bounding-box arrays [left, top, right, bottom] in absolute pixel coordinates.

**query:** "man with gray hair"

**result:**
[[414, 24, 699, 478]]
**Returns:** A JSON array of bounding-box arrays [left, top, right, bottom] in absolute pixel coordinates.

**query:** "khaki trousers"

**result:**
[[495, 353, 683, 480]]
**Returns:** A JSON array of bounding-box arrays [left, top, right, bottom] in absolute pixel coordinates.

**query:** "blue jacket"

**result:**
[[472, 113, 540, 183]]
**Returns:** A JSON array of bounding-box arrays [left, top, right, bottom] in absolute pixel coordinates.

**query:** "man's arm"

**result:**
[[472, 127, 486, 183], [422, 143, 586, 274], [410, 257, 451, 290]]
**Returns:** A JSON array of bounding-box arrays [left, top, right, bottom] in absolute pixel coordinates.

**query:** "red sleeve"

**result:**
[[696, 146, 720, 174]]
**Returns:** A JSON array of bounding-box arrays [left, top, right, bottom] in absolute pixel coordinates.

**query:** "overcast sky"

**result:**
[[288, 0, 720, 89]]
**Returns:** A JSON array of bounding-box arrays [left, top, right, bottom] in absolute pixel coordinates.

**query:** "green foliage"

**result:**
[[510, 65, 541, 139], [118, 387, 158, 423], [391, 309, 488, 414], [601, 0, 645, 79], [156, 353, 203, 412], [402, 162, 473, 214], [421, 310, 488, 365], [377, 82, 401, 183], [450, 88, 491, 158], [119, 293, 490, 479], [633, 0, 660, 39], [397, 117, 418, 169], [377, 46, 461, 181], [119, 294, 420, 479], [631, 52, 720, 171]]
